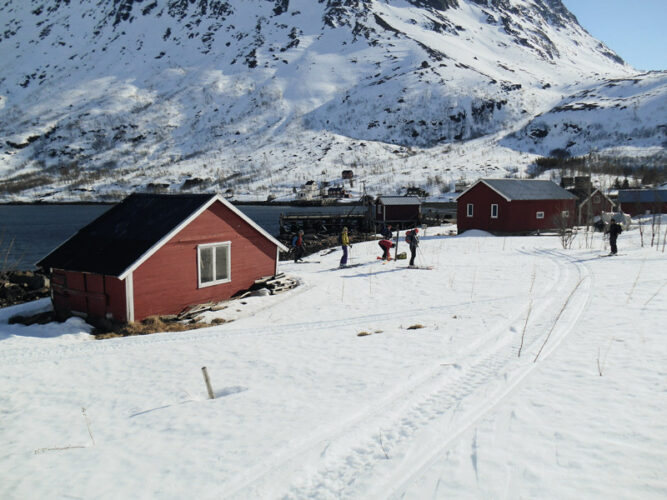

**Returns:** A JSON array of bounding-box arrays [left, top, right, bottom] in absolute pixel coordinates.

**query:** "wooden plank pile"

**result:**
[[252, 273, 298, 294], [177, 302, 227, 321], [176, 274, 298, 320]]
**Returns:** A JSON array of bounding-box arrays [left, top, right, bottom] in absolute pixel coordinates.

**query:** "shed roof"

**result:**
[[618, 189, 667, 203], [378, 196, 422, 206], [38, 193, 287, 277], [459, 179, 577, 201]]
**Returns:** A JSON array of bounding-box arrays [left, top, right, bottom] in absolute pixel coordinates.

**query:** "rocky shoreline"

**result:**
[[0, 271, 50, 308]]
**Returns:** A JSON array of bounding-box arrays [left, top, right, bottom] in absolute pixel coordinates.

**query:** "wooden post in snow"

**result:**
[[394, 227, 399, 260], [202, 366, 215, 399]]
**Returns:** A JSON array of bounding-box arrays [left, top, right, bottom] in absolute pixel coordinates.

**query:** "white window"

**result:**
[[491, 204, 498, 218], [562, 210, 569, 218], [536, 211, 545, 219], [467, 203, 474, 217], [198, 242, 231, 288]]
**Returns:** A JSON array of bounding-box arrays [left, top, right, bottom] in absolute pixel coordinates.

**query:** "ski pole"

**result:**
[[417, 246, 430, 267]]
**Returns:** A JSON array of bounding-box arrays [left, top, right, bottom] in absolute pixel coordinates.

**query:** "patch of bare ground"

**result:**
[[94, 316, 228, 339]]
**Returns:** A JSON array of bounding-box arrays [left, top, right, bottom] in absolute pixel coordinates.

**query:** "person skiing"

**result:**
[[339, 227, 350, 267], [378, 224, 394, 260], [406, 227, 419, 267], [608, 218, 622, 255], [291, 229, 305, 263], [380, 223, 393, 240], [378, 238, 394, 260]]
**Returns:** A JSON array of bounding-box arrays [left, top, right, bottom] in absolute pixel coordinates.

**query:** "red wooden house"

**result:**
[[38, 193, 288, 323], [618, 188, 667, 215], [567, 187, 616, 225], [456, 179, 577, 234], [375, 196, 421, 228]]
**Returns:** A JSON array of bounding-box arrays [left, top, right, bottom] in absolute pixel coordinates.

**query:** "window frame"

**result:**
[[197, 241, 231, 288], [536, 211, 545, 219], [561, 210, 570, 218], [466, 203, 474, 217], [490, 203, 499, 219]]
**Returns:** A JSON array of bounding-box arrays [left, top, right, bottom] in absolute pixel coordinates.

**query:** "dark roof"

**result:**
[[476, 179, 577, 201], [38, 193, 217, 276], [618, 189, 667, 203]]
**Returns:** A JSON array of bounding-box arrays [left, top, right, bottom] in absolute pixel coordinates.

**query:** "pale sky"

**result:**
[[561, 0, 666, 71]]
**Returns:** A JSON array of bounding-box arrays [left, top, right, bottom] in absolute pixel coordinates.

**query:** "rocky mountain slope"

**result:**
[[0, 0, 664, 201]]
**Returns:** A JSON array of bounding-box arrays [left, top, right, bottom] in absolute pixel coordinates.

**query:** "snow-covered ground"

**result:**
[[1, 221, 666, 499]]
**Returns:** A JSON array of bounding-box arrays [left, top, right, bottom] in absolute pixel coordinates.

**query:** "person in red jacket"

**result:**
[[378, 238, 394, 260]]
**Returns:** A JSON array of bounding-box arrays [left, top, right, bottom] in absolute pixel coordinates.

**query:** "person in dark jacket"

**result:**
[[608, 219, 622, 255], [291, 229, 305, 262], [407, 227, 419, 266], [380, 224, 393, 240]]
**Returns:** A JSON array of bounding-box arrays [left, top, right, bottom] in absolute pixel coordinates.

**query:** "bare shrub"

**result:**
[[553, 210, 576, 249]]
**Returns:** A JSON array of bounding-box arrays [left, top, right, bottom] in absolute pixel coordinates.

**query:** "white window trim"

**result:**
[[491, 204, 498, 219], [561, 210, 569, 218], [467, 203, 474, 217], [197, 241, 231, 288], [536, 211, 545, 219]]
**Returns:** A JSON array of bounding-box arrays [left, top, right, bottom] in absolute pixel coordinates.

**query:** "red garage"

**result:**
[[38, 193, 288, 323], [456, 179, 577, 234]]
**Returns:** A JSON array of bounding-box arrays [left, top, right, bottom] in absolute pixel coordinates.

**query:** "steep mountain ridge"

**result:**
[[0, 0, 664, 201]]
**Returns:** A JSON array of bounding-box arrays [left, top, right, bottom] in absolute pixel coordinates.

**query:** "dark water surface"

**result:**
[[0, 203, 365, 270]]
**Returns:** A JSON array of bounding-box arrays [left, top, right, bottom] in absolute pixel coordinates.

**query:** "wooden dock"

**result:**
[[279, 211, 370, 235]]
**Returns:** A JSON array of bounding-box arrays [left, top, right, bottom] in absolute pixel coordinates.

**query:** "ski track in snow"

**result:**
[[0, 284, 549, 367], [2, 229, 664, 500], [381, 248, 593, 499], [213, 248, 594, 499], [0, 245, 592, 500]]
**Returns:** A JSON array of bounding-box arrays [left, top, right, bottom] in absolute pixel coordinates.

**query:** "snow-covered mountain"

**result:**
[[0, 0, 665, 201]]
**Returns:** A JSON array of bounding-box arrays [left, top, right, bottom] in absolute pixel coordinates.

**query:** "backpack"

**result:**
[[405, 230, 413, 244]]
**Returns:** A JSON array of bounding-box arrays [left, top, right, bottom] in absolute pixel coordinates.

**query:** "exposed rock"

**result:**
[[0, 271, 50, 308]]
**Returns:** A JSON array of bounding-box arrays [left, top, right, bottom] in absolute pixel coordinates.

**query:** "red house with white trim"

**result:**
[[456, 179, 577, 234], [38, 193, 288, 323]]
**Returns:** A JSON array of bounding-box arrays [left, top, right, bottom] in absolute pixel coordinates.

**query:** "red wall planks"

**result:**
[[132, 201, 277, 321], [457, 182, 576, 233]]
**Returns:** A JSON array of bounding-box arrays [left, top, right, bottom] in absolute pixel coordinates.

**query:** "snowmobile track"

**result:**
[[261, 249, 592, 499], [217, 249, 592, 498]]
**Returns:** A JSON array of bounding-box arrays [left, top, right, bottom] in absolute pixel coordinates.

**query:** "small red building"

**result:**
[[456, 179, 577, 234], [567, 187, 616, 225], [38, 193, 288, 323], [618, 188, 667, 215], [375, 196, 421, 228]]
